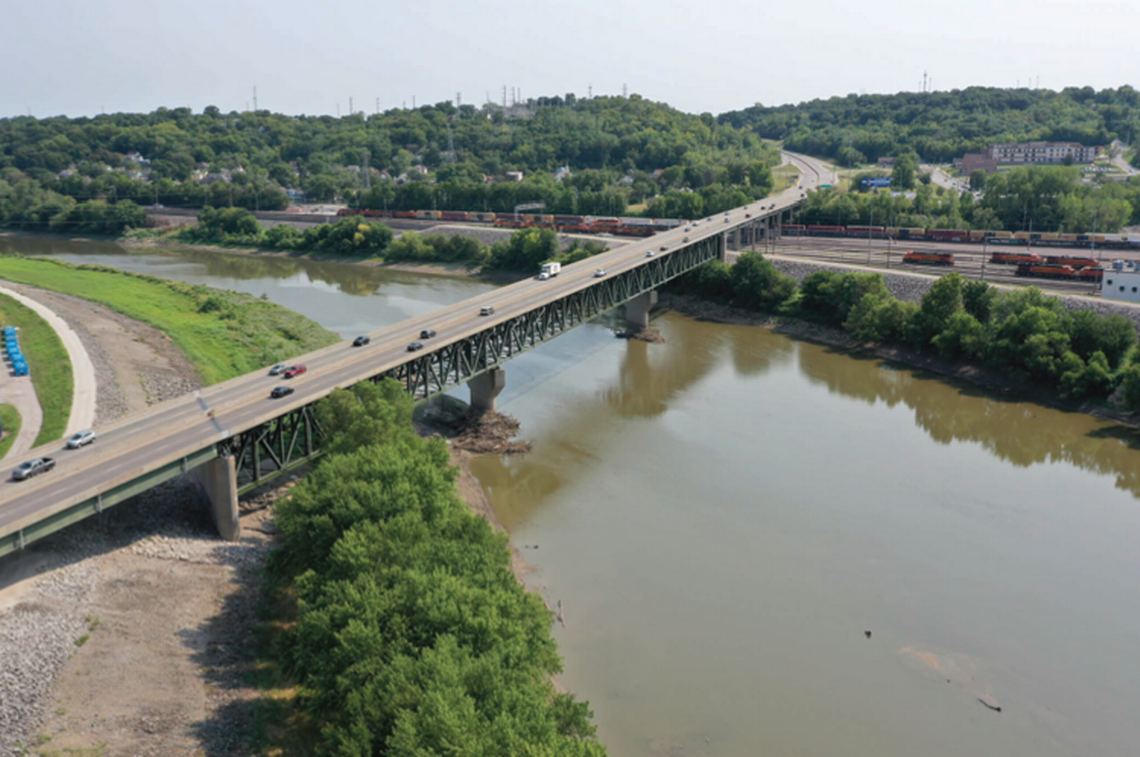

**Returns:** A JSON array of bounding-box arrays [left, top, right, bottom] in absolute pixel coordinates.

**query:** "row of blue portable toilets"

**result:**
[[4, 326, 29, 376]]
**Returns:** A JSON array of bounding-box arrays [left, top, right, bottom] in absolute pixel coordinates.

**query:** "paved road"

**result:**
[[0, 150, 829, 535], [0, 286, 97, 439], [0, 157, 818, 536]]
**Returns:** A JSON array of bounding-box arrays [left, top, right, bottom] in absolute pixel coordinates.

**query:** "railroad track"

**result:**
[[758, 241, 1104, 295]]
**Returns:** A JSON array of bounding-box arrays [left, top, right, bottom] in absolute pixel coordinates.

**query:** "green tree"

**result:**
[[906, 272, 963, 348], [729, 252, 797, 312], [891, 153, 918, 190]]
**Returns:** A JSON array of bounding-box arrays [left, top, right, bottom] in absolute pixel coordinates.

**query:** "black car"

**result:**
[[420, 328, 437, 339], [270, 386, 295, 399], [407, 342, 424, 352], [352, 335, 371, 347]]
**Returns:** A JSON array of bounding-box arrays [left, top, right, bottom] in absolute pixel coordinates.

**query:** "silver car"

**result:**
[[66, 430, 96, 449], [268, 363, 288, 376]]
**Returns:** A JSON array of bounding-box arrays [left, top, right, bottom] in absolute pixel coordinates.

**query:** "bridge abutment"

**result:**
[[625, 290, 658, 331], [193, 454, 241, 541], [469, 367, 506, 414]]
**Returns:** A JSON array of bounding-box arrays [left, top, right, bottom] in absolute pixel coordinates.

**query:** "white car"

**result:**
[[594, 269, 606, 278], [538, 272, 550, 280], [646, 250, 656, 257], [66, 430, 96, 449]]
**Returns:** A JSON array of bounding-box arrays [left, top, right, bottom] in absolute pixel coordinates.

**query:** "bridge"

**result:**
[[0, 154, 827, 557]]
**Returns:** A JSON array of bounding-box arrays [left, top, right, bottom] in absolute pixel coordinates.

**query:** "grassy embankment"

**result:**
[[0, 404, 23, 459], [0, 294, 72, 446], [771, 163, 802, 192], [0, 257, 340, 385]]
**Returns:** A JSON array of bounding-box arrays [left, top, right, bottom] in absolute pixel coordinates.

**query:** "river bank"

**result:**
[[660, 291, 1140, 430]]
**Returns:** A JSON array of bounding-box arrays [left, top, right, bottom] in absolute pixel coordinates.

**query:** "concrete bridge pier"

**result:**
[[625, 290, 658, 331], [469, 367, 506, 414], [718, 233, 729, 262], [193, 454, 241, 541]]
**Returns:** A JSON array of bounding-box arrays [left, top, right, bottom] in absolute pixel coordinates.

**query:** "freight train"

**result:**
[[902, 251, 954, 266], [1014, 264, 1104, 281], [894, 249, 1103, 281], [782, 224, 1134, 250], [334, 208, 686, 237]]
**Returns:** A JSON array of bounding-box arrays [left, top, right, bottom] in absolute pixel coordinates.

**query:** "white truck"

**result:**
[[538, 262, 561, 280]]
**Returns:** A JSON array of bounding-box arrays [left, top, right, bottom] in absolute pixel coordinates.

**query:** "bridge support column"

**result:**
[[469, 367, 506, 414], [718, 233, 728, 262], [625, 290, 658, 331], [733, 227, 741, 251], [194, 454, 240, 541]]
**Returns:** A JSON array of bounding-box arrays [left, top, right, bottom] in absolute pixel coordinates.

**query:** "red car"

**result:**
[[283, 364, 307, 378]]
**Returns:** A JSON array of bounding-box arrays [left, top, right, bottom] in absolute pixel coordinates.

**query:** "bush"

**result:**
[[906, 272, 963, 348], [269, 383, 606, 756], [730, 252, 797, 312], [798, 270, 889, 326], [933, 311, 988, 360], [1059, 350, 1115, 399], [845, 294, 917, 342]]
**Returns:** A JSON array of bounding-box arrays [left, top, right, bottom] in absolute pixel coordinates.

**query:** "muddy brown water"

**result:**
[[6, 236, 1140, 756]]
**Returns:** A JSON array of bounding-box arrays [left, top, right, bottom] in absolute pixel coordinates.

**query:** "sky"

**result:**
[[3, 0, 1138, 119]]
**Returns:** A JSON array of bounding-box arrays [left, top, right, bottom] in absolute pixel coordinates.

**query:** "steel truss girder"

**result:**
[[210, 235, 719, 475], [377, 235, 719, 401], [217, 402, 324, 491]]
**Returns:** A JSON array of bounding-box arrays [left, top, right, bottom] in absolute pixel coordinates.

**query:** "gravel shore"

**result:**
[[0, 477, 273, 756]]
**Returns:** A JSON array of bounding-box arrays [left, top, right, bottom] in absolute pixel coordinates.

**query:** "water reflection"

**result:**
[[795, 344, 1140, 495], [0, 235, 496, 339], [0, 235, 480, 299]]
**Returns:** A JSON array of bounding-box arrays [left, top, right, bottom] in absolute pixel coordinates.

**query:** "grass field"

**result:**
[[0, 257, 340, 385], [0, 403, 23, 460], [0, 294, 73, 445], [772, 164, 802, 192]]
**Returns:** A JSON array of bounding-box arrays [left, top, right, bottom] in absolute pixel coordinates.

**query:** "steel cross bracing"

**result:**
[[379, 235, 719, 400], [209, 234, 717, 487], [218, 402, 324, 492]]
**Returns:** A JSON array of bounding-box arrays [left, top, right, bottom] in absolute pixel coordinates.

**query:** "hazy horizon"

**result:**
[[3, 0, 1137, 119]]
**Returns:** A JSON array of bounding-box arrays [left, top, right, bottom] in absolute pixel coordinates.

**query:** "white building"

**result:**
[[988, 142, 1098, 165], [1101, 269, 1140, 303]]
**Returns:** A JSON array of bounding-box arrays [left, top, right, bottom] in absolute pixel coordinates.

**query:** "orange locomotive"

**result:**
[[902, 251, 954, 266]]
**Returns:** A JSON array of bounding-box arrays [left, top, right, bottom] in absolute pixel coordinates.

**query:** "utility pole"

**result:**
[[456, 91, 461, 107], [349, 96, 354, 115], [588, 84, 592, 99], [502, 85, 507, 108], [412, 95, 416, 108], [623, 83, 628, 98]]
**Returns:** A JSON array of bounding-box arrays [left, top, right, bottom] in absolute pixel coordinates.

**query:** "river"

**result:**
[[5, 237, 1140, 756]]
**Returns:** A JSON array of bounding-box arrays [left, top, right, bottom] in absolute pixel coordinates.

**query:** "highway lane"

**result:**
[[0, 152, 821, 534]]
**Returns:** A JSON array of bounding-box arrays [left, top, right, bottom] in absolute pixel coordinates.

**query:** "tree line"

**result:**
[[719, 86, 1140, 165], [263, 380, 607, 754], [678, 254, 1140, 409], [172, 207, 608, 272], [0, 96, 779, 229], [799, 165, 1140, 232]]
